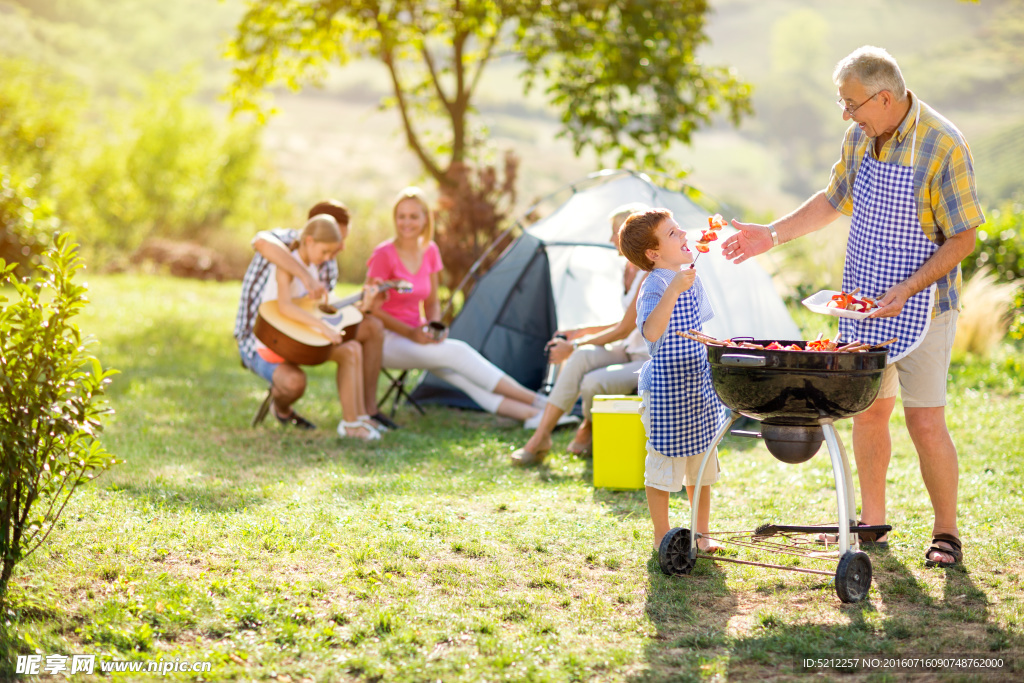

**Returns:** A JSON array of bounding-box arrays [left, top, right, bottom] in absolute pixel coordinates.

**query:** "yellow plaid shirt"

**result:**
[[825, 91, 985, 313]]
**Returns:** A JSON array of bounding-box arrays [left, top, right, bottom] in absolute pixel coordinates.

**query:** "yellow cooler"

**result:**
[[591, 394, 646, 489]]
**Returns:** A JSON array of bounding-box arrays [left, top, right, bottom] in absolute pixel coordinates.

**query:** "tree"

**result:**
[[228, 0, 753, 290], [0, 234, 119, 603]]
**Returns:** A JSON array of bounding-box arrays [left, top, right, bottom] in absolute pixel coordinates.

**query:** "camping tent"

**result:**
[[410, 169, 801, 409]]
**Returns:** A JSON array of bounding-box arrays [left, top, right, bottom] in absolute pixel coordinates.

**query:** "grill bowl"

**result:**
[[708, 340, 888, 423]]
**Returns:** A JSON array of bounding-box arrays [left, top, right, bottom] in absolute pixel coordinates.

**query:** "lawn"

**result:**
[[5, 274, 1023, 682]]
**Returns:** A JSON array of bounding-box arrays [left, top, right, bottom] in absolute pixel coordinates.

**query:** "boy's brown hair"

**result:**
[[618, 208, 672, 271], [307, 199, 350, 227]]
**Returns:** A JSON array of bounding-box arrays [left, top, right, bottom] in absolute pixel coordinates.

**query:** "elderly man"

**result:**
[[722, 46, 983, 567]]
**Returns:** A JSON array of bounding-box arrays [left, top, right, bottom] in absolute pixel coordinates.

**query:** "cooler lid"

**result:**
[[591, 395, 642, 414]]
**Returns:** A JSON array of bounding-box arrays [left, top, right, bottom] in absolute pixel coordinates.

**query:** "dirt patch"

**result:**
[[130, 238, 248, 281]]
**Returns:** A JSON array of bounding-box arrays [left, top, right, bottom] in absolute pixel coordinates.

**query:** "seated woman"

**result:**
[[366, 187, 547, 421], [511, 203, 651, 466]]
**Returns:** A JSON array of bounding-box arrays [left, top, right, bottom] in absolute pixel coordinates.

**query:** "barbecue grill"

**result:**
[[657, 339, 892, 603]]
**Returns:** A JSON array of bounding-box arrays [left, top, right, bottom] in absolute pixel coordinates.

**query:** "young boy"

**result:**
[[618, 209, 726, 553]]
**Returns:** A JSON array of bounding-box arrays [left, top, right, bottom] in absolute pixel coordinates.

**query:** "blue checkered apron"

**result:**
[[648, 284, 725, 458], [839, 110, 936, 363]]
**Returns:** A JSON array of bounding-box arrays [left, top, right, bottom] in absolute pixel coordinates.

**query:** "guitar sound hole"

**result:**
[[318, 304, 337, 314]]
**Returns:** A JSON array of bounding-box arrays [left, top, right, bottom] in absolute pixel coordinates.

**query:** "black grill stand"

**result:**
[[657, 410, 888, 603]]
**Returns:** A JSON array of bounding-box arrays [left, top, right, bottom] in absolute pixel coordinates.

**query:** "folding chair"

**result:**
[[252, 386, 274, 427], [378, 369, 426, 418]]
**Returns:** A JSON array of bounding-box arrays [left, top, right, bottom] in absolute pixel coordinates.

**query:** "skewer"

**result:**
[[677, 330, 879, 353], [687, 329, 719, 343], [676, 331, 728, 345]]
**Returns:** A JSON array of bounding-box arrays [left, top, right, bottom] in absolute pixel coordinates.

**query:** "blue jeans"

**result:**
[[241, 348, 278, 384]]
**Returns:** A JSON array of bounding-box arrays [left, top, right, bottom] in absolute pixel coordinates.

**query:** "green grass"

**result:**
[[4, 274, 1024, 681]]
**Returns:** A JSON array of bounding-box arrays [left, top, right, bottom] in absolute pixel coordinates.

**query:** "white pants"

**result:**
[[547, 344, 648, 420], [382, 331, 507, 413]]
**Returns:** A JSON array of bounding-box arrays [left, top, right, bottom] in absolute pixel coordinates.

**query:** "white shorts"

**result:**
[[640, 392, 721, 492]]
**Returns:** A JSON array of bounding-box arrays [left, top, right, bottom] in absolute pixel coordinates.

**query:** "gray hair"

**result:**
[[833, 46, 907, 101], [608, 202, 651, 226]]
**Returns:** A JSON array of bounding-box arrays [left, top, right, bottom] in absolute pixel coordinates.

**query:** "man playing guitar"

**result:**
[[234, 199, 399, 434]]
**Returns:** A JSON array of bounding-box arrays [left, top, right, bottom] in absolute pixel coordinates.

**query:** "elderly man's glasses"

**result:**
[[836, 91, 880, 116]]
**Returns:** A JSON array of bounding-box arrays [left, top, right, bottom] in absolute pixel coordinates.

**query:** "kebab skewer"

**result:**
[[690, 214, 728, 268], [675, 330, 897, 353]]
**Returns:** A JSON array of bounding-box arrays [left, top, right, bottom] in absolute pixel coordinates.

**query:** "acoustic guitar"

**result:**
[[254, 279, 412, 365]]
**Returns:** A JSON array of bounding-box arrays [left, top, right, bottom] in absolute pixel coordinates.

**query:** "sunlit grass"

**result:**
[[3, 274, 1022, 682]]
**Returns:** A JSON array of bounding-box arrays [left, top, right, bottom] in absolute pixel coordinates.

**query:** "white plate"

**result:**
[[802, 290, 873, 320]]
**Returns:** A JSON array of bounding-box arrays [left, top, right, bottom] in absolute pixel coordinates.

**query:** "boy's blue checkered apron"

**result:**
[[648, 281, 725, 458], [840, 109, 936, 363]]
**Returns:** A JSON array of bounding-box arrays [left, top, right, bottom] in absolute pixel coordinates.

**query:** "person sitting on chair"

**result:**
[[365, 186, 547, 421], [234, 199, 398, 435], [511, 203, 651, 466]]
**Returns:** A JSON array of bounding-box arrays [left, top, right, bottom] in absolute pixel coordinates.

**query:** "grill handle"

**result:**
[[720, 354, 766, 367]]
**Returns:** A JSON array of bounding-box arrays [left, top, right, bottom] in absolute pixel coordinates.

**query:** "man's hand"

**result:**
[[303, 272, 328, 301], [358, 282, 382, 313], [721, 220, 773, 264], [868, 283, 911, 318]]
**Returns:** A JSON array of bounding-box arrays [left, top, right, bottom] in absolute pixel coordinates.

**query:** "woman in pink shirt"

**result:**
[[366, 187, 546, 421]]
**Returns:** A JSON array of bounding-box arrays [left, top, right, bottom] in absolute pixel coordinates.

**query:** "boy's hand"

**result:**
[[668, 266, 696, 295]]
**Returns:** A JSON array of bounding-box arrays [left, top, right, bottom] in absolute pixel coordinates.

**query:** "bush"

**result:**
[[962, 198, 1024, 284], [64, 71, 294, 262], [0, 234, 119, 602], [0, 58, 79, 274], [0, 55, 294, 273], [0, 171, 60, 276]]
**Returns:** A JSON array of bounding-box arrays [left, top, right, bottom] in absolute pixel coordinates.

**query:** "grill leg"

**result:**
[[689, 411, 740, 561], [820, 420, 856, 555]]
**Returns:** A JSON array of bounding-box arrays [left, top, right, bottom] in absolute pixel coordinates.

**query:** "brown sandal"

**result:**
[[924, 533, 963, 568]]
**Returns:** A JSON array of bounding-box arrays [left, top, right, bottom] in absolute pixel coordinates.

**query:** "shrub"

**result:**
[[0, 57, 79, 274], [433, 153, 519, 317], [1010, 289, 1024, 341], [65, 71, 294, 262], [0, 171, 60, 277], [962, 198, 1024, 284], [0, 234, 119, 602], [0, 55, 293, 273]]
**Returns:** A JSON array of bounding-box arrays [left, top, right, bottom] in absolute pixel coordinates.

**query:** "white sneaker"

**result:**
[[337, 420, 381, 441], [556, 413, 581, 428], [523, 412, 580, 431]]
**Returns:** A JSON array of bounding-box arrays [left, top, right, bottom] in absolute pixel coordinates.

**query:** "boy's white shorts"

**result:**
[[640, 391, 721, 493]]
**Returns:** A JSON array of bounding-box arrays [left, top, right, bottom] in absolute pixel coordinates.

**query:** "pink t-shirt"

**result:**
[[366, 240, 443, 328]]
